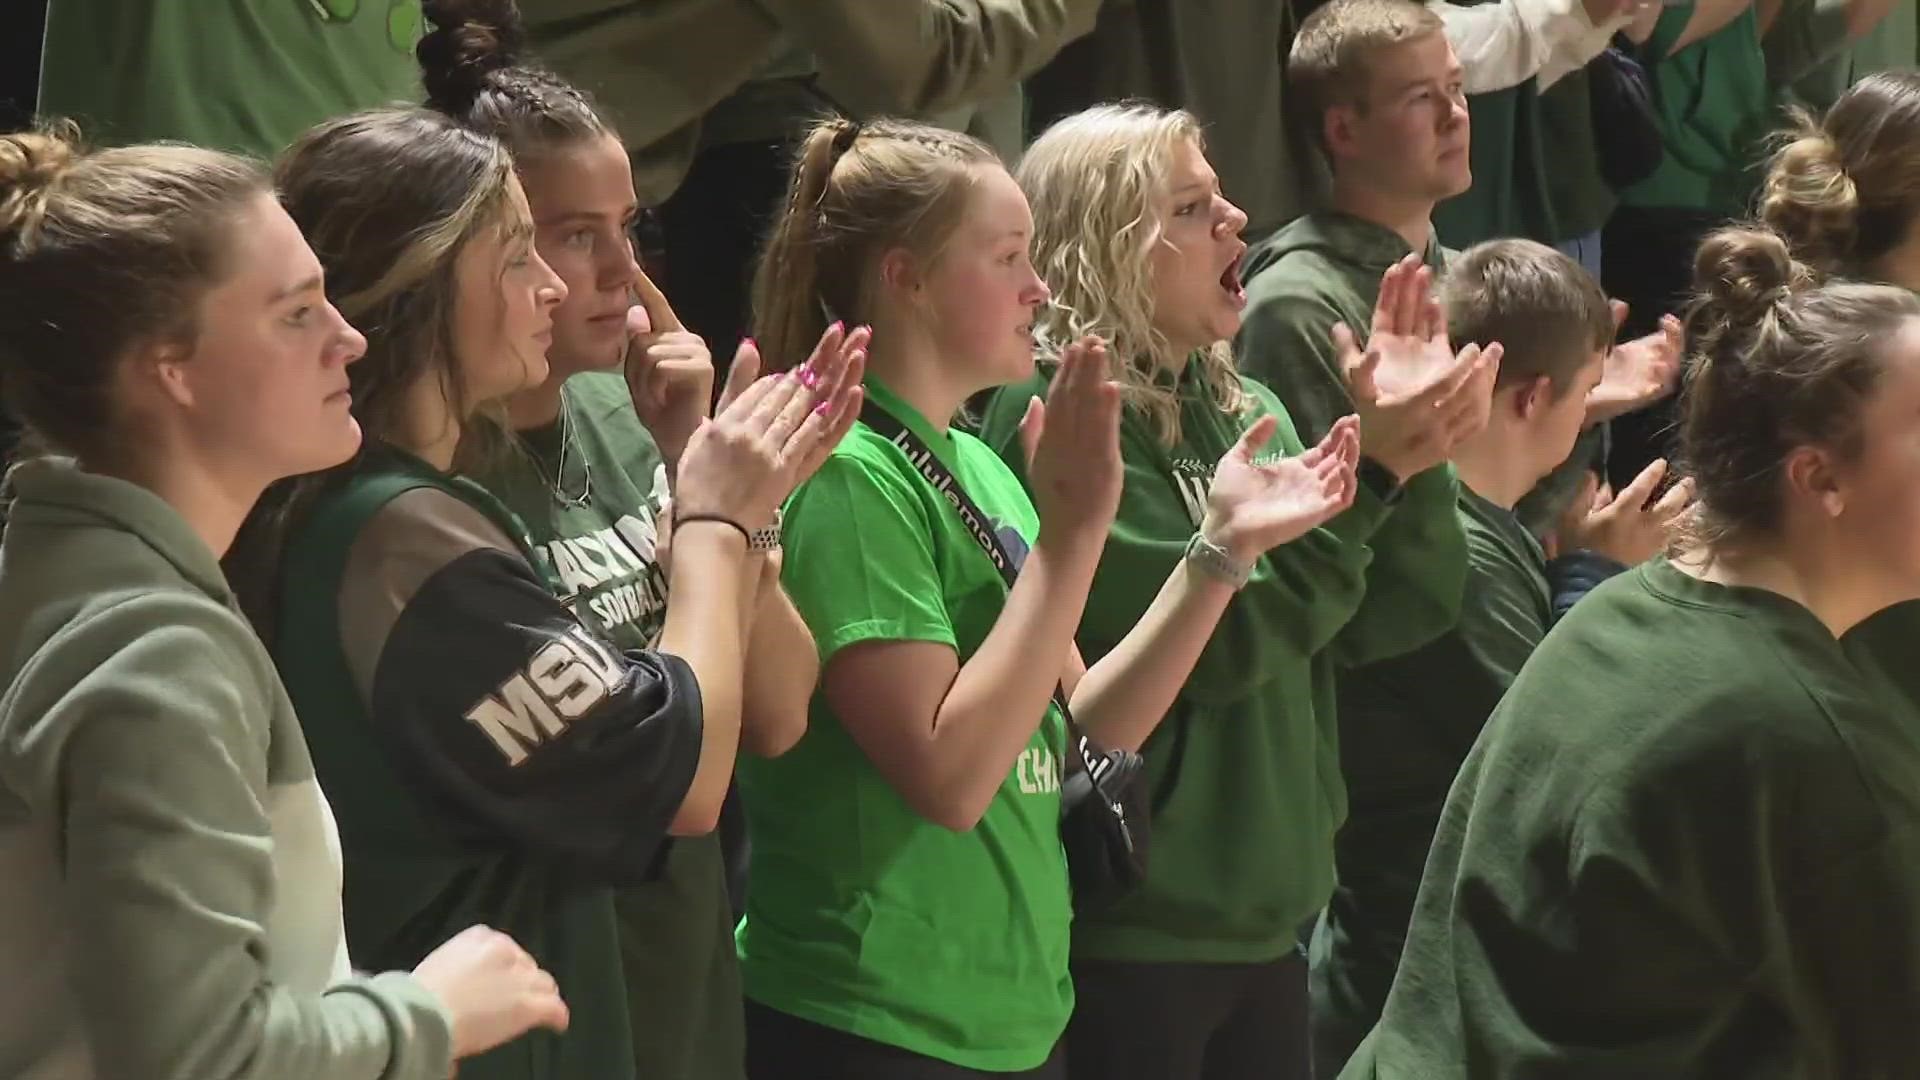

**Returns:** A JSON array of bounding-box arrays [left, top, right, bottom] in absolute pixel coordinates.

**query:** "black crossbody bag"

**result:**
[[860, 403, 1150, 912]]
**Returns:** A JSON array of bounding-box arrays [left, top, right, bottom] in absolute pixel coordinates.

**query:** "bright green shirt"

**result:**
[[39, 0, 423, 156], [736, 379, 1073, 1072], [1620, 5, 1771, 216], [473, 372, 745, 1080]]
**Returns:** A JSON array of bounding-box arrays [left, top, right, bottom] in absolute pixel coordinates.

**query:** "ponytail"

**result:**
[[751, 121, 849, 373]]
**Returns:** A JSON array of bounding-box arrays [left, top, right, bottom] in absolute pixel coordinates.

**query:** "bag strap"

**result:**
[[860, 402, 1122, 786]]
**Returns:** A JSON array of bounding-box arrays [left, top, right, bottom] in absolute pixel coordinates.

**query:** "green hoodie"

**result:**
[[975, 359, 1456, 963], [0, 457, 451, 1080]]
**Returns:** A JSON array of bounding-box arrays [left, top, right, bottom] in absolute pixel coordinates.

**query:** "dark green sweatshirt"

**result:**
[[1312, 489, 1622, 1072], [975, 359, 1455, 962], [1344, 559, 1920, 1078]]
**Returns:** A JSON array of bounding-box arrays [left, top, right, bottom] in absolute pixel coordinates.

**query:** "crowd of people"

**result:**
[[3, 0, 1918, 1078]]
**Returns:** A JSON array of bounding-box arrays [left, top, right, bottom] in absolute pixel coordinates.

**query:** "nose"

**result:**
[[1021, 265, 1052, 308], [1215, 196, 1249, 238], [329, 305, 367, 366], [601, 230, 642, 292], [536, 249, 569, 309]]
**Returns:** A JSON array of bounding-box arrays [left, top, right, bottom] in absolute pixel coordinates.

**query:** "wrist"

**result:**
[[1199, 511, 1261, 565], [1356, 456, 1409, 502]]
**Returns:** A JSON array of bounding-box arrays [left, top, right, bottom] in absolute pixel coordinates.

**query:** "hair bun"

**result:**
[[1759, 122, 1860, 274], [418, 0, 527, 114], [1693, 226, 1813, 326], [0, 124, 82, 248]]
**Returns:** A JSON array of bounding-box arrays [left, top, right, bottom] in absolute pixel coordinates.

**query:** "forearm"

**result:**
[[921, 537, 1101, 827], [740, 577, 817, 758], [1071, 561, 1237, 752], [657, 529, 751, 834], [1436, 0, 1587, 94]]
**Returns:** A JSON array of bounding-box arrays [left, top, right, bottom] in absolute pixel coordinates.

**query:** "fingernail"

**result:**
[[799, 367, 820, 389], [814, 401, 833, 416], [743, 337, 756, 350], [831, 321, 844, 333]]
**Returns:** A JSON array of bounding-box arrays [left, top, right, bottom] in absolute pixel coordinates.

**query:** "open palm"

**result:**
[[1204, 414, 1359, 557], [1589, 307, 1684, 424], [1359, 255, 1458, 402]]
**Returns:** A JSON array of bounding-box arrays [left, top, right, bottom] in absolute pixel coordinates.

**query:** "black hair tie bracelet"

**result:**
[[673, 513, 752, 545]]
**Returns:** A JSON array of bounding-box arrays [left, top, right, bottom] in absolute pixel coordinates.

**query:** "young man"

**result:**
[[1309, 239, 1692, 1075]]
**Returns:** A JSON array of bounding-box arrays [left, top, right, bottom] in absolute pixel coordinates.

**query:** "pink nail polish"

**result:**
[[799, 367, 820, 389], [814, 401, 833, 416]]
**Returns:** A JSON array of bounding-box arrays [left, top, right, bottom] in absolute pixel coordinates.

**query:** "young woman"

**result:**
[[1758, 70, 1920, 792], [0, 126, 563, 1079], [1345, 227, 1920, 1076], [977, 102, 1491, 1080], [735, 116, 1360, 1078], [232, 107, 860, 1080], [412, 2, 844, 1073]]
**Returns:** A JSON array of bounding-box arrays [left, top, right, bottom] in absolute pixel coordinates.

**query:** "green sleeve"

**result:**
[[1763, 0, 1856, 89], [765, 0, 1101, 118], [781, 450, 956, 663], [1329, 465, 1469, 667], [1234, 280, 1356, 446], [1452, 523, 1549, 708], [38, 600, 451, 1080], [977, 381, 1395, 706]]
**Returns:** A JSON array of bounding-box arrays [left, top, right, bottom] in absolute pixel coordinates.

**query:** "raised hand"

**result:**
[[412, 925, 569, 1062], [777, 323, 871, 491], [673, 330, 866, 532], [1337, 255, 1502, 482], [1587, 302, 1684, 425], [624, 269, 716, 469], [1203, 414, 1360, 560], [1555, 458, 1694, 566], [1019, 336, 1124, 550]]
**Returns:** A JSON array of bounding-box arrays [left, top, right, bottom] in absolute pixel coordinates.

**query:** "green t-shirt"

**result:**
[[473, 372, 745, 1080], [1620, 5, 1772, 216], [736, 379, 1072, 1072], [1345, 558, 1920, 1078], [39, 0, 423, 156]]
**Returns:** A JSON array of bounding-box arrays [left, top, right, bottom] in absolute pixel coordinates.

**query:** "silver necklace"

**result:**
[[546, 389, 592, 509]]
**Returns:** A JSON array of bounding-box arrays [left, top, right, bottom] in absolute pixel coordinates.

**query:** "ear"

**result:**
[[1512, 375, 1554, 422], [1324, 105, 1361, 161], [878, 247, 923, 299], [143, 338, 199, 411], [1783, 444, 1847, 519]]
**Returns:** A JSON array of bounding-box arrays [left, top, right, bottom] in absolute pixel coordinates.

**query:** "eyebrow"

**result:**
[[270, 274, 323, 304], [1170, 180, 1215, 197]]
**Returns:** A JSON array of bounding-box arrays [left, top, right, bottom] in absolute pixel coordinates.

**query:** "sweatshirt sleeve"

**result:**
[[765, 0, 1101, 118], [1328, 464, 1470, 667], [336, 487, 702, 885], [35, 599, 452, 1080], [1434, 0, 1621, 94], [976, 380, 1396, 706]]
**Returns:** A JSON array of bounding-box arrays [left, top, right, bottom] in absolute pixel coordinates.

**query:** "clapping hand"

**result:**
[[1587, 301, 1684, 426], [1203, 414, 1360, 561]]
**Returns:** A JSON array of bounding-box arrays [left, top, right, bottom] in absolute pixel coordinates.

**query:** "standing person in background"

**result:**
[[738, 116, 1355, 1078], [1757, 69, 1920, 796], [38, 0, 423, 156], [1769, 0, 1908, 112], [0, 125, 565, 1080], [1312, 239, 1690, 1075], [414, 2, 838, 1074], [1343, 227, 1920, 1079], [979, 102, 1478, 1080], [521, 0, 1100, 360], [233, 106, 862, 1080]]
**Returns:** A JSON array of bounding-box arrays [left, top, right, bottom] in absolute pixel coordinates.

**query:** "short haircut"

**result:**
[[1441, 239, 1614, 396], [1288, 0, 1446, 135]]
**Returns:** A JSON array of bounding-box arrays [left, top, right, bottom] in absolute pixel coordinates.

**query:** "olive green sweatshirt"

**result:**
[[523, 0, 1100, 204], [976, 359, 1459, 962], [0, 457, 451, 1080], [1026, 0, 1324, 241], [1346, 559, 1920, 1077]]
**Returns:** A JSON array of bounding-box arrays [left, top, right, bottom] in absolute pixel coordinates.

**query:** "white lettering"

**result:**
[[547, 541, 601, 595], [464, 675, 567, 766]]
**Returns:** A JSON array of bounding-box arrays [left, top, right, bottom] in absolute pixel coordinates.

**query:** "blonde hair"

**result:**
[[1759, 72, 1920, 279], [1018, 103, 1248, 444], [1289, 0, 1446, 152], [0, 121, 268, 460], [752, 117, 1000, 373]]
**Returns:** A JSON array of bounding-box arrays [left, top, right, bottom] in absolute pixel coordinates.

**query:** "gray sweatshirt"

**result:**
[[0, 457, 451, 1080]]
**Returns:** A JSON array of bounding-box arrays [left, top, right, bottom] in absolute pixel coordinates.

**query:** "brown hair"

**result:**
[[0, 122, 269, 461], [227, 108, 517, 638], [275, 107, 517, 459], [751, 118, 1000, 374], [1679, 226, 1920, 548], [1018, 102, 1249, 445], [418, 0, 614, 159], [1759, 72, 1920, 279], [1288, 0, 1446, 149], [1442, 239, 1614, 397]]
